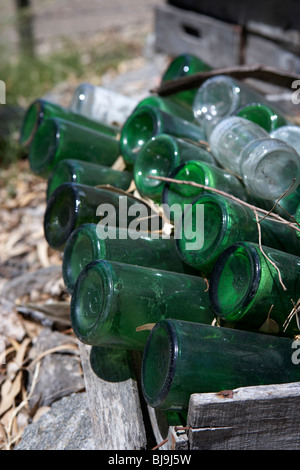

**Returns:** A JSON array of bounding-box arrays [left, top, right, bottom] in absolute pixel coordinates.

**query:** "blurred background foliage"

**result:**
[[0, 0, 158, 166]]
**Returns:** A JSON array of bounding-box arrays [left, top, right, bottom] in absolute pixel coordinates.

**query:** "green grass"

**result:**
[[0, 34, 143, 166]]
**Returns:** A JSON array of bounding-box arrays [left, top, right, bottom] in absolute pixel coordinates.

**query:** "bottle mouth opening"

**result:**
[[175, 195, 226, 270], [70, 260, 113, 345], [241, 138, 300, 200], [43, 183, 79, 250], [134, 134, 180, 200], [62, 224, 103, 293], [209, 242, 261, 321], [141, 320, 178, 409], [29, 117, 59, 175], [163, 160, 207, 206], [120, 106, 160, 165], [20, 100, 43, 148]]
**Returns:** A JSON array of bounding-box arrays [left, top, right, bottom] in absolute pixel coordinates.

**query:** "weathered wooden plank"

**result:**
[[244, 33, 300, 75], [187, 382, 300, 450], [155, 4, 242, 68], [78, 342, 147, 450]]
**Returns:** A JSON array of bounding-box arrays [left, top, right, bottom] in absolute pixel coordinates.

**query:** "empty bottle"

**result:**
[[175, 193, 300, 277], [209, 241, 300, 337], [161, 53, 212, 107], [236, 102, 288, 132], [270, 125, 300, 155], [193, 75, 268, 136], [69, 83, 138, 126], [135, 95, 195, 123], [141, 319, 300, 410], [119, 105, 206, 167], [162, 159, 248, 221], [134, 134, 215, 202], [47, 159, 132, 199], [62, 223, 196, 293], [44, 182, 157, 250], [70, 260, 215, 350], [29, 117, 120, 178], [20, 98, 119, 149], [209, 116, 300, 200]]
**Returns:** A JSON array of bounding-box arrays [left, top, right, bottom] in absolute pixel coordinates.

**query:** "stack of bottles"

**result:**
[[21, 54, 300, 417]]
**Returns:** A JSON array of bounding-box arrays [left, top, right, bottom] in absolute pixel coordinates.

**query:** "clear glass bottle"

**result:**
[[162, 159, 248, 221], [119, 104, 206, 167], [209, 241, 300, 337], [69, 83, 138, 126], [133, 134, 215, 202], [236, 102, 288, 132], [43, 182, 156, 250], [175, 193, 300, 277], [70, 260, 216, 350], [209, 116, 268, 174], [19, 98, 120, 149], [192, 75, 268, 136], [62, 223, 196, 293], [47, 159, 132, 199], [141, 318, 300, 410], [209, 116, 300, 200], [270, 125, 300, 154], [240, 137, 300, 200], [29, 117, 121, 178]]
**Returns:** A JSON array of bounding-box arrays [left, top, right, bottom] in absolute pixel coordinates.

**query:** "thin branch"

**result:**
[[148, 175, 300, 233], [152, 64, 300, 96], [254, 209, 287, 291], [258, 178, 297, 223]]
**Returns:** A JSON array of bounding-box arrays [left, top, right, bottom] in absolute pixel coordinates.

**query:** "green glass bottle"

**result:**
[[119, 104, 206, 167], [134, 134, 215, 202], [135, 95, 195, 123], [44, 182, 157, 251], [236, 102, 288, 132], [209, 241, 300, 337], [20, 98, 119, 149], [175, 193, 300, 278], [162, 159, 248, 221], [161, 54, 212, 107], [62, 223, 196, 293], [47, 159, 132, 199], [141, 318, 300, 410], [70, 259, 215, 350], [29, 117, 120, 178]]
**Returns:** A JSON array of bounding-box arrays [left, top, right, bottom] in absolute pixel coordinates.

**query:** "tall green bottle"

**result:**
[[133, 134, 215, 202], [175, 193, 300, 277], [47, 159, 132, 199], [29, 117, 120, 178], [20, 98, 119, 149], [119, 105, 206, 167], [62, 223, 196, 293], [135, 95, 195, 123], [43, 182, 158, 250], [70, 259, 215, 350], [161, 54, 212, 107], [209, 241, 300, 337], [162, 159, 248, 221], [141, 319, 300, 410]]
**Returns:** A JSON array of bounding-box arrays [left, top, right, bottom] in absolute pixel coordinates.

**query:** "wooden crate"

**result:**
[[155, 3, 300, 73]]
